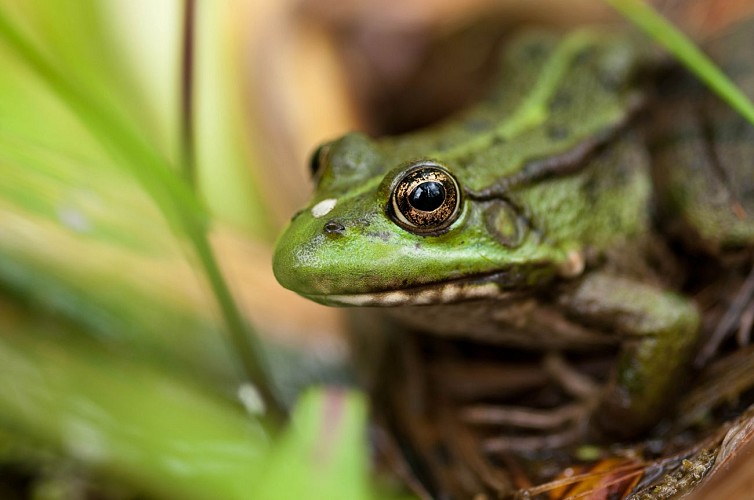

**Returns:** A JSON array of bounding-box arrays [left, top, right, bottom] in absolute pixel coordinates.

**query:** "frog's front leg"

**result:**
[[559, 272, 700, 437]]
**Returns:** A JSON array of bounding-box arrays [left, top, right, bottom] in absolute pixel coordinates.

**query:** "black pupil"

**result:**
[[409, 181, 445, 212]]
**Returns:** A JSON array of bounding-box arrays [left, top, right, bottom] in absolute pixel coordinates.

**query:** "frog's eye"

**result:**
[[389, 161, 461, 235], [308, 143, 330, 180]]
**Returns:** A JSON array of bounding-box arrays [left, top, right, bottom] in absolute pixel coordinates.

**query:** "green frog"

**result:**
[[273, 26, 754, 437]]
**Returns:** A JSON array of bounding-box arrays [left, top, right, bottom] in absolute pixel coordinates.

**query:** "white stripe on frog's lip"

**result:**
[[311, 198, 337, 218], [316, 281, 506, 306]]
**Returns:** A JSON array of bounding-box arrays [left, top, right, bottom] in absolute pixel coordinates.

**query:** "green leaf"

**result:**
[[0, 307, 269, 500], [252, 389, 374, 500]]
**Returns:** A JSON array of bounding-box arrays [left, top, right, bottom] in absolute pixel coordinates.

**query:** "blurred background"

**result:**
[[1, 0, 754, 498]]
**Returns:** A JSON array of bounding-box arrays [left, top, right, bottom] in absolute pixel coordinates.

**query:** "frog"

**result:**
[[272, 25, 754, 438]]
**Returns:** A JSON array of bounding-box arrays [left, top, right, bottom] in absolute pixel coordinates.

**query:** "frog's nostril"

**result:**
[[324, 220, 346, 235]]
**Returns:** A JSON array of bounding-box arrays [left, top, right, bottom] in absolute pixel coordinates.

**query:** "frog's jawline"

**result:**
[[308, 271, 524, 307]]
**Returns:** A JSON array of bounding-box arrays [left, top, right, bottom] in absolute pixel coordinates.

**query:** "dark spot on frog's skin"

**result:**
[[573, 47, 596, 66], [583, 162, 631, 203], [582, 176, 600, 203], [522, 41, 547, 60], [456, 155, 474, 169], [465, 119, 488, 133], [353, 216, 372, 228], [614, 163, 630, 183], [598, 69, 623, 92], [549, 91, 572, 112], [609, 213, 623, 229], [324, 220, 346, 235], [435, 139, 451, 152], [547, 125, 570, 141], [492, 136, 506, 146], [366, 231, 392, 242]]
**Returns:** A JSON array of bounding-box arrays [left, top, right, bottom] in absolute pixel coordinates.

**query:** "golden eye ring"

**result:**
[[389, 161, 462, 235]]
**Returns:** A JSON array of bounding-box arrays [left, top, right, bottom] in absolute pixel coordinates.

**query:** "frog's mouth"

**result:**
[[304, 272, 519, 307]]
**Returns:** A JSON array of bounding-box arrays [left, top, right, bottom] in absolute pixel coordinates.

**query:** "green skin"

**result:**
[[273, 27, 754, 436]]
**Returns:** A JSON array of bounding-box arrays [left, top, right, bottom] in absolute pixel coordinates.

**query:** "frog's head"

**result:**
[[273, 133, 572, 306]]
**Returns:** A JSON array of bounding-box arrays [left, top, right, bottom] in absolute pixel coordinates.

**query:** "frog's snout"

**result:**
[[272, 216, 338, 296], [272, 233, 309, 294], [272, 210, 383, 298]]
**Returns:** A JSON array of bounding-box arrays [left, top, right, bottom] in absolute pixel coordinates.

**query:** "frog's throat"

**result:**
[[306, 273, 520, 307]]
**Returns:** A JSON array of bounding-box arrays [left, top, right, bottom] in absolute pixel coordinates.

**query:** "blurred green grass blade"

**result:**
[[605, 0, 754, 127], [253, 389, 374, 500], [0, 309, 270, 500], [0, 6, 202, 233], [0, 2, 166, 159], [0, 126, 245, 388], [192, 1, 274, 235], [0, 4, 284, 417]]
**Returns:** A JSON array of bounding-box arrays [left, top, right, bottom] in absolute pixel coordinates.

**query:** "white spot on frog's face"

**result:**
[[311, 198, 337, 218]]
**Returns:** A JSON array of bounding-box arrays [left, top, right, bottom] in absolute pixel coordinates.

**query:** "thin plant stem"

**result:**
[[180, 0, 197, 187]]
